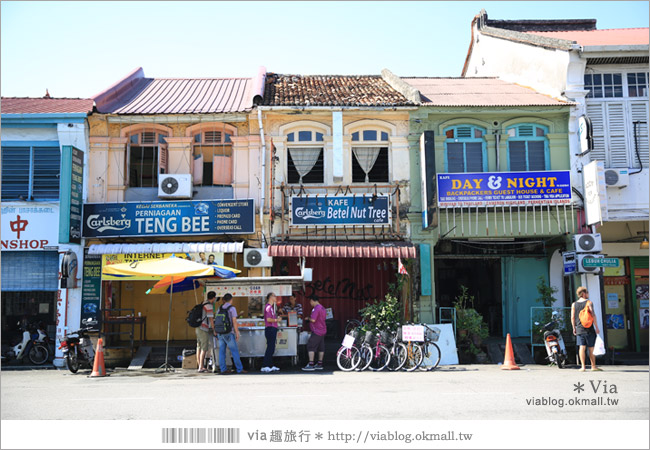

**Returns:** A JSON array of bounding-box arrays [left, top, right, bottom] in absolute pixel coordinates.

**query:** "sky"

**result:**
[[1, 1, 648, 98]]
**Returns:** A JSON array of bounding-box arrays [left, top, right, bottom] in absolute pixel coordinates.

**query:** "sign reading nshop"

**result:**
[[82, 200, 255, 238]]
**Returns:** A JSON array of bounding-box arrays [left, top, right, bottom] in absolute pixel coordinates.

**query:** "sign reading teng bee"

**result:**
[[82, 200, 254, 238], [436, 170, 571, 208]]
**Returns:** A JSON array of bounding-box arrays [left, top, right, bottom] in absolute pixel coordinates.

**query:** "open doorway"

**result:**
[[435, 258, 502, 337]]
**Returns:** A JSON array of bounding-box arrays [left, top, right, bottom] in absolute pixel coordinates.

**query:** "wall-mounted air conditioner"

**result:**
[[577, 254, 604, 274], [604, 168, 629, 188], [244, 248, 273, 267], [158, 174, 193, 199], [573, 233, 603, 253]]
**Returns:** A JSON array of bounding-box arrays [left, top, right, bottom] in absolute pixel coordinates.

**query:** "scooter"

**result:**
[[1, 322, 50, 365], [538, 318, 567, 368], [59, 328, 95, 373]]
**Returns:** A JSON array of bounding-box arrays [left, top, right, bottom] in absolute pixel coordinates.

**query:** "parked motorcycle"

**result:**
[[59, 328, 95, 373], [537, 318, 567, 368], [1, 322, 50, 365]]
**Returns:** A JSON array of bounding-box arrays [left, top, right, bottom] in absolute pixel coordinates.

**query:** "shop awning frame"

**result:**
[[268, 241, 416, 259], [88, 242, 244, 255]]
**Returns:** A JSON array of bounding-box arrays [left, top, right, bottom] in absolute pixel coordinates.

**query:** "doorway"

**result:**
[[435, 258, 502, 337]]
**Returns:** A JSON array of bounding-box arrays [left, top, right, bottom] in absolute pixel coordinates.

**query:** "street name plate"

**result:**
[[583, 257, 619, 268]]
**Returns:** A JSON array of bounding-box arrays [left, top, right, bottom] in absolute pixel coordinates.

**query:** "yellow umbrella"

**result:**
[[102, 256, 214, 372]]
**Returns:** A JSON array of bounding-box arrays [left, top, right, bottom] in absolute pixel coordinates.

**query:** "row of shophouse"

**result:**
[[1, 11, 648, 365]]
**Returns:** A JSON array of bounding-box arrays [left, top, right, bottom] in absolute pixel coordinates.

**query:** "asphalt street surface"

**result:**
[[2, 364, 648, 420]]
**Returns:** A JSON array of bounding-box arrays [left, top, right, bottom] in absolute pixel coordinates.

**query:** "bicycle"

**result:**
[[385, 328, 407, 371], [336, 328, 362, 372], [357, 329, 391, 372], [344, 317, 367, 336], [418, 324, 442, 371], [400, 324, 424, 372]]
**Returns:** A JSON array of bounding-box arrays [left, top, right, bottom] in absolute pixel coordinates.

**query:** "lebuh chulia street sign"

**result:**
[[582, 257, 619, 268]]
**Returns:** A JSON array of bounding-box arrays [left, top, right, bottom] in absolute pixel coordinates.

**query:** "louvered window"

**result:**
[[192, 127, 234, 186], [127, 131, 168, 188], [506, 124, 548, 171], [587, 100, 649, 169], [443, 125, 486, 173], [1, 145, 60, 201]]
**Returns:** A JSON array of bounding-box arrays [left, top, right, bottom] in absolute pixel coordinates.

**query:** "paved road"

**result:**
[[1, 365, 648, 420]]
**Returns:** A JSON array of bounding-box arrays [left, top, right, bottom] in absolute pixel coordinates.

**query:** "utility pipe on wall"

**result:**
[[257, 109, 267, 249]]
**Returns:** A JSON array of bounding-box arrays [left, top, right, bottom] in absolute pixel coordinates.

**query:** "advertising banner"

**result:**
[[59, 146, 84, 244], [436, 170, 571, 208], [82, 199, 254, 238], [81, 249, 101, 328], [1, 202, 59, 250], [291, 195, 390, 226], [101, 252, 224, 280]]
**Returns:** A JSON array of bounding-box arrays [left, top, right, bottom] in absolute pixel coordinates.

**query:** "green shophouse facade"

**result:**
[[395, 77, 577, 339]]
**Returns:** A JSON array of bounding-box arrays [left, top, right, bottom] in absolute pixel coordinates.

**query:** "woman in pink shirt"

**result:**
[[262, 293, 281, 373]]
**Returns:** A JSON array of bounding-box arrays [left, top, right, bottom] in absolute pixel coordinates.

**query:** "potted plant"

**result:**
[[359, 293, 402, 332], [453, 285, 489, 363]]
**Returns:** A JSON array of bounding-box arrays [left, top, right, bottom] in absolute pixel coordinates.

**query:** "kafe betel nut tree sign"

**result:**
[[291, 195, 390, 226]]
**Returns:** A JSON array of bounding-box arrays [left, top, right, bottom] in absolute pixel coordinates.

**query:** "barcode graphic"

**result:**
[[162, 427, 240, 444]]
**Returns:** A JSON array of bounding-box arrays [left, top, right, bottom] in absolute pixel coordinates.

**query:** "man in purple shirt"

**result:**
[[303, 298, 327, 371]]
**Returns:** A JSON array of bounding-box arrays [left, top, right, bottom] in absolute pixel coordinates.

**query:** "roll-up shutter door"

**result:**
[[1, 251, 59, 291]]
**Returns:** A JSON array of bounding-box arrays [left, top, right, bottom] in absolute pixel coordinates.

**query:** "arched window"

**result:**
[[191, 124, 233, 186], [506, 124, 549, 171], [444, 125, 487, 173], [350, 128, 389, 183], [286, 129, 325, 184], [127, 130, 169, 187]]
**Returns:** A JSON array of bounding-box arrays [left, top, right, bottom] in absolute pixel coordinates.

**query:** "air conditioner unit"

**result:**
[[244, 248, 273, 268], [577, 254, 604, 274], [158, 174, 192, 199], [604, 168, 629, 188], [573, 233, 603, 253]]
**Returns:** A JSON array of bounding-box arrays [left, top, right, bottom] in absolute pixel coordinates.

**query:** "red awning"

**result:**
[[268, 242, 416, 259]]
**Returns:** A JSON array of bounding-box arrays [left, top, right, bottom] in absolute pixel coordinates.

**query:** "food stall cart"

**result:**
[[205, 276, 305, 369]]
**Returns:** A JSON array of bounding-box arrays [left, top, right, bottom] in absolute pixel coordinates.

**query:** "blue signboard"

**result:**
[[436, 170, 571, 208], [291, 195, 390, 226], [82, 199, 255, 238]]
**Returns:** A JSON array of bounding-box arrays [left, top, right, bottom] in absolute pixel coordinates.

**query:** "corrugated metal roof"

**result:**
[[401, 78, 573, 106], [105, 78, 254, 114], [262, 73, 415, 107], [1, 97, 94, 114], [523, 28, 649, 46], [268, 241, 416, 259]]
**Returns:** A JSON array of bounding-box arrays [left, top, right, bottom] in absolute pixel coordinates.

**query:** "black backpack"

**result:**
[[186, 303, 204, 328], [214, 304, 234, 334]]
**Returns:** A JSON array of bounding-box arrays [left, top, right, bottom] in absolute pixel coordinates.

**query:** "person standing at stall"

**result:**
[[280, 293, 303, 323], [196, 292, 216, 373], [303, 298, 327, 371], [215, 294, 246, 374], [262, 293, 281, 373]]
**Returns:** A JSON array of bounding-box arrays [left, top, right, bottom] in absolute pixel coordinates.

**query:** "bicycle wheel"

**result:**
[[403, 342, 424, 372], [336, 346, 360, 372], [356, 344, 373, 371], [387, 343, 407, 371], [419, 342, 442, 371], [369, 344, 390, 372]]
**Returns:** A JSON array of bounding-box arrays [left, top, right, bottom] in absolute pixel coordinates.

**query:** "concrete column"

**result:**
[[107, 137, 128, 203], [164, 137, 193, 175]]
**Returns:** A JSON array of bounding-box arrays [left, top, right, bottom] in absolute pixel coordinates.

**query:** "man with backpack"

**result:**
[[571, 286, 602, 372], [214, 294, 246, 374], [195, 292, 216, 373]]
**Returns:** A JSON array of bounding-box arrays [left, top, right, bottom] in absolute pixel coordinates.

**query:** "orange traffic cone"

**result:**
[[501, 333, 520, 370], [89, 337, 108, 377]]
